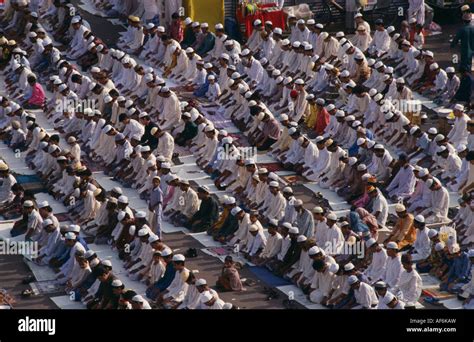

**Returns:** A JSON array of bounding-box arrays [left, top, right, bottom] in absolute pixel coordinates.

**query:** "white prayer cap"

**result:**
[[344, 263, 355, 271], [385, 66, 394, 74], [102, 94, 113, 104], [325, 104, 336, 112], [437, 145, 447, 154], [71, 16, 81, 24], [348, 275, 359, 285], [427, 127, 438, 135], [288, 127, 298, 135], [118, 195, 129, 204], [149, 234, 159, 243], [268, 173, 278, 181], [326, 212, 337, 221], [293, 199, 303, 207], [268, 219, 278, 227], [308, 246, 321, 256], [196, 278, 207, 286], [274, 27, 283, 35], [208, 75, 215, 81], [37, 200, 50, 209], [160, 248, 172, 257], [157, 26, 166, 33], [434, 134, 445, 142], [335, 110, 345, 118], [429, 63, 439, 70], [366, 238, 377, 248], [414, 215, 425, 224], [111, 279, 123, 287], [215, 23, 224, 30], [269, 181, 279, 188], [42, 37, 53, 46], [395, 203, 406, 213], [454, 103, 465, 111], [220, 53, 230, 60], [42, 219, 53, 227], [292, 41, 301, 48], [200, 291, 214, 304], [347, 157, 357, 166], [315, 23, 324, 29], [356, 138, 366, 146], [297, 235, 307, 242], [418, 168, 429, 177], [297, 19, 305, 25], [173, 254, 186, 262], [396, 77, 405, 84], [249, 224, 259, 233], [423, 50, 434, 57], [84, 250, 96, 259], [409, 126, 420, 135], [132, 295, 145, 303], [352, 120, 361, 128], [446, 67, 455, 73], [184, 17, 193, 25], [304, 44, 313, 51], [382, 74, 391, 82], [224, 196, 236, 205], [382, 292, 396, 305], [254, 19, 262, 26], [354, 12, 363, 18], [386, 242, 399, 250], [357, 164, 367, 172], [231, 207, 242, 216], [336, 31, 345, 38], [468, 249, 474, 258], [58, 84, 67, 92], [457, 144, 467, 153], [240, 48, 251, 57], [282, 187, 293, 194], [386, 25, 395, 33], [23, 200, 34, 208], [289, 227, 299, 234], [434, 241, 445, 252], [384, 112, 394, 120], [201, 22, 209, 28], [409, 17, 417, 24], [65, 232, 76, 240]]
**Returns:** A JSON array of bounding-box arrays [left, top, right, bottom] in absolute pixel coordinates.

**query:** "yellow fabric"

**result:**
[[184, 0, 224, 33], [304, 104, 318, 129]]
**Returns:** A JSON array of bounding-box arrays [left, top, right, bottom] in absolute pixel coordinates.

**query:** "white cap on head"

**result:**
[[348, 275, 359, 285], [172, 254, 185, 262], [386, 242, 399, 250], [308, 246, 321, 256]]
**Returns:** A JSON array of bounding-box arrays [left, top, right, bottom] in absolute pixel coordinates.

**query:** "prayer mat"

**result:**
[[248, 266, 292, 287], [173, 144, 193, 157], [279, 174, 308, 185], [14, 174, 46, 194], [256, 162, 285, 173], [30, 280, 64, 295], [54, 213, 72, 222], [422, 287, 456, 300]]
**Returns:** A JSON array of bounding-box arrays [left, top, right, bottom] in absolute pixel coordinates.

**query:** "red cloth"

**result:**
[[314, 108, 330, 135], [28, 83, 45, 106], [237, 3, 286, 37], [170, 21, 184, 43]]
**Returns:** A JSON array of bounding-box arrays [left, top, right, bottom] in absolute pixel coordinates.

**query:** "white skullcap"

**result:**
[[386, 242, 399, 249], [308, 246, 321, 256], [172, 254, 185, 262], [327, 213, 337, 220], [288, 227, 299, 234]]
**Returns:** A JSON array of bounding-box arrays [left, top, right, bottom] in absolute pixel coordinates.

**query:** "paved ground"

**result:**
[[0, 5, 465, 310]]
